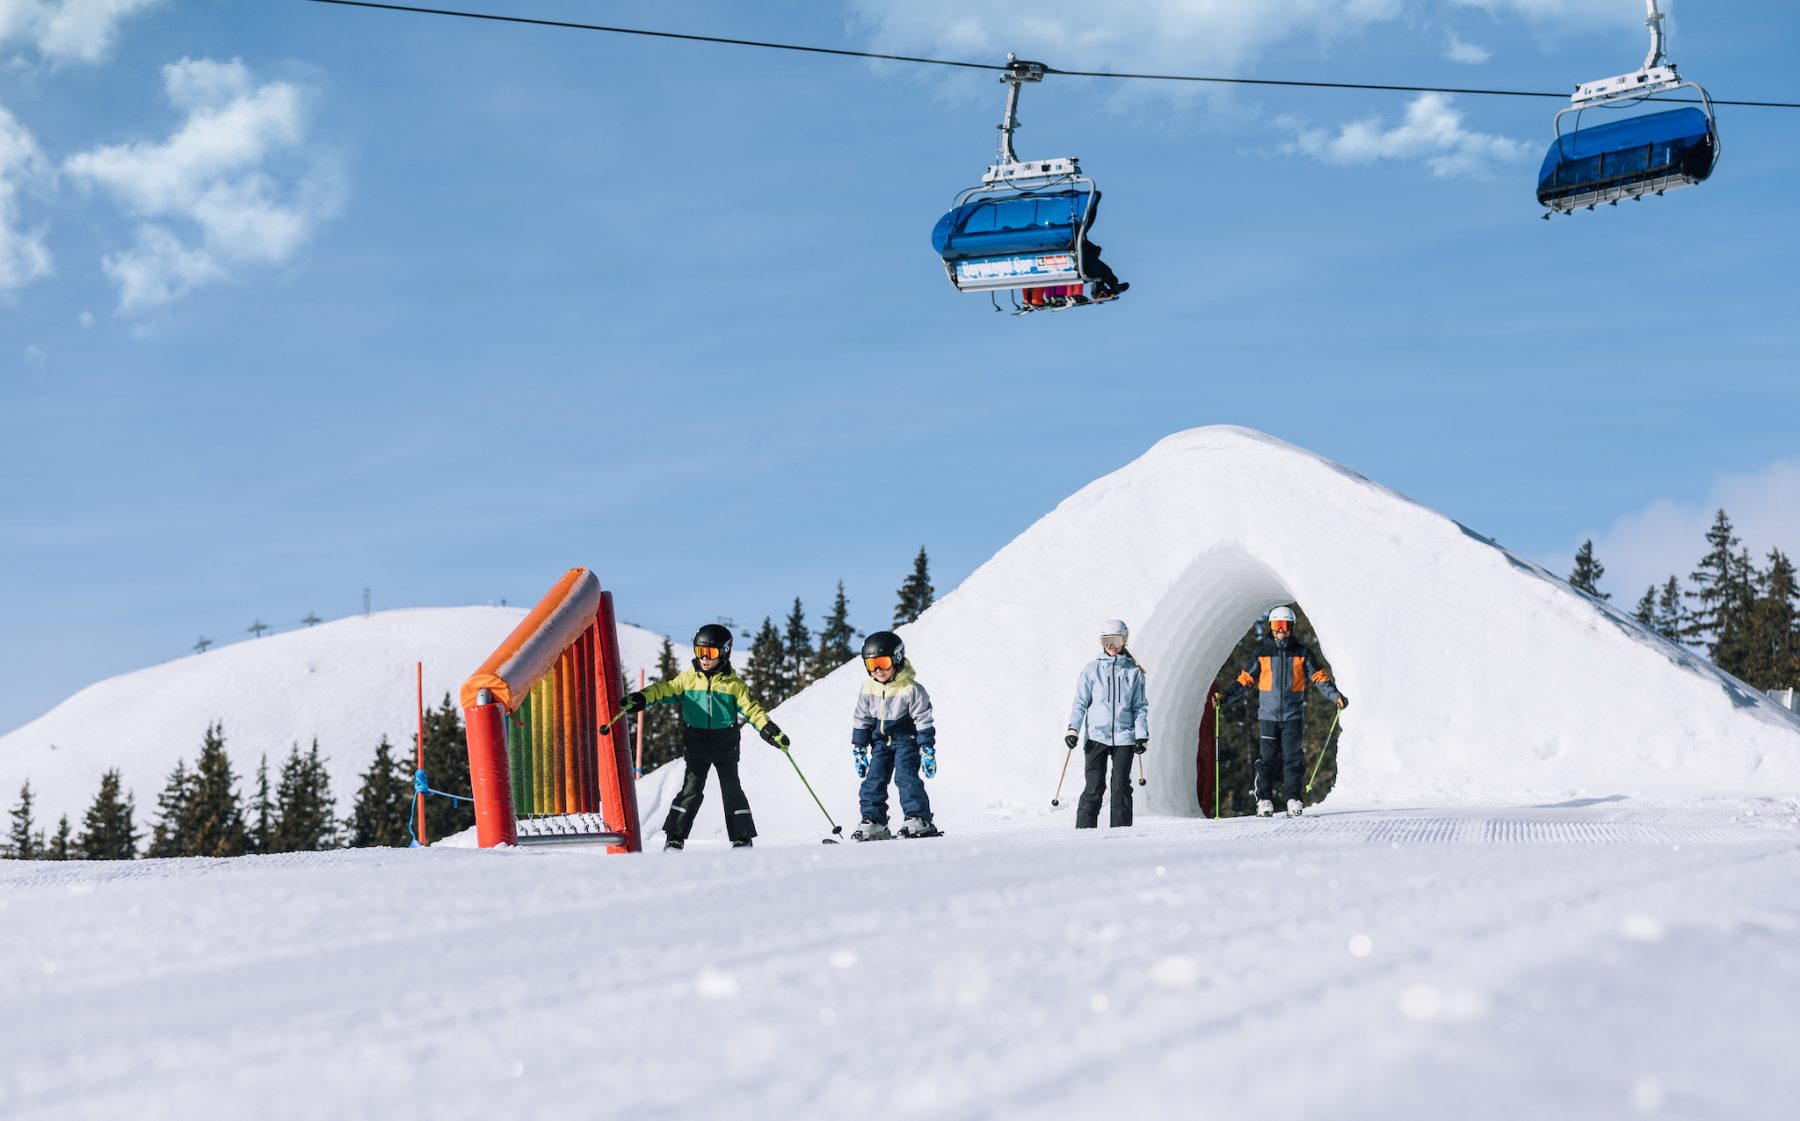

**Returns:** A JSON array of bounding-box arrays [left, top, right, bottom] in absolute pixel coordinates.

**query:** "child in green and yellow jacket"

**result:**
[[622, 623, 787, 850]]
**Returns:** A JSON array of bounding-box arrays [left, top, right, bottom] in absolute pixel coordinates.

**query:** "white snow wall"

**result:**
[[649, 427, 1800, 838]]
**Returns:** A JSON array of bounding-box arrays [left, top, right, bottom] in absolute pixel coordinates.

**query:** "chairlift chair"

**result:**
[[1539, 0, 1719, 216], [931, 56, 1125, 313]]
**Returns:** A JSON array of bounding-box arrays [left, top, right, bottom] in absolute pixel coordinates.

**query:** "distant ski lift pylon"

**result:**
[[930, 55, 1127, 314], [1538, 0, 1719, 217]]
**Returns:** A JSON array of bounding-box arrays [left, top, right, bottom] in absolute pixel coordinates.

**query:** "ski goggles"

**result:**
[[1269, 620, 1292, 633], [694, 645, 724, 659], [863, 655, 896, 671]]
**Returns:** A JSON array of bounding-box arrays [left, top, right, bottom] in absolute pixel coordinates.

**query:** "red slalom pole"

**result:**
[[416, 661, 428, 846]]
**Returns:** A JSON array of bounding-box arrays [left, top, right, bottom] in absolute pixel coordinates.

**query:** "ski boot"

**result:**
[[1256, 799, 1274, 818], [852, 819, 892, 842], [663, 837, 685, 851], [898, 816, 942, 839], [1287, 800, 1304, 818], [731, 838, 754, 849]]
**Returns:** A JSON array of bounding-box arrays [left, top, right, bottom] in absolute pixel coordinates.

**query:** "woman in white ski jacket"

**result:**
[[1064, 619, 1149, 829]]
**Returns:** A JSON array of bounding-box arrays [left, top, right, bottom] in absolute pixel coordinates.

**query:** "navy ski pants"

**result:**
[[859, 732, 931, 825], [1256, 718, 1306, 802]]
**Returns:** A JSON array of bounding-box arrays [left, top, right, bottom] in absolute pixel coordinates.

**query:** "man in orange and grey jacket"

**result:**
[[1215, 605, 1346, 818]]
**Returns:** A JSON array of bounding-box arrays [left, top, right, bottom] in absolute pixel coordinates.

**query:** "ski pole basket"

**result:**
[[460, 567, 642, 852]]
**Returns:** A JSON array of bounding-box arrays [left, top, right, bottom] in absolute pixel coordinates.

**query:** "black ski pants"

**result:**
[[1076, 741, 1135, 828], [1256, 718, 1306, 803], [662, 741, 756, 843]]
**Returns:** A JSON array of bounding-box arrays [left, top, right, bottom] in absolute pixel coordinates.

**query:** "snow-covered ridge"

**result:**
[[0, 607, 678, 827]]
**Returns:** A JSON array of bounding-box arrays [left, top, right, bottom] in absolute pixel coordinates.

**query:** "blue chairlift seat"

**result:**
[[931, 189, 1096, 292], [1537, 106, 1716, 211]]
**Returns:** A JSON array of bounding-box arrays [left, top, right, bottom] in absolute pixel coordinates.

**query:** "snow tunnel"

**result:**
[[647, 426, 1800, 839]]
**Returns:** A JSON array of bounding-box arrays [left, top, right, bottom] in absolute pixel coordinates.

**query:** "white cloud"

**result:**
[[1450, 0, 1637, 25], [76, 308, 92, 326], [0, 102, 53, 294], [1585, 460, 1800, 603], [1445, 34, 1490, 64], [0, 0, 160, 64], [63, 58, 340, 313], [846, 1, 1411, 78], [846, 2, 1642, 77], [1283, 92, 1530, 177]]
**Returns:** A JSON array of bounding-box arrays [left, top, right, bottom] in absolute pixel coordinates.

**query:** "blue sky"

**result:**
[[2, 0, 1798, 732]]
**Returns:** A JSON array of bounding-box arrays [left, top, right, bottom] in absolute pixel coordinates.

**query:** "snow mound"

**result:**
[[687, 427, 1800, 841], [0, 608, 678, 827]]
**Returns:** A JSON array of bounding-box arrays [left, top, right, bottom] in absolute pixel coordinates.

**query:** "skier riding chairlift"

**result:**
[[930, 55, 1128, 314]]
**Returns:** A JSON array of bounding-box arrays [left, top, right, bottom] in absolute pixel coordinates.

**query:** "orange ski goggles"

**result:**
[[863, 655, 896, 671], [694, 645, 724, 659]]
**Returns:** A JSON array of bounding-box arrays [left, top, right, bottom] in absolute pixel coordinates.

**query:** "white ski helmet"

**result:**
[[1268, 606, 1296, 625], [1100, 619, 1129, 639]]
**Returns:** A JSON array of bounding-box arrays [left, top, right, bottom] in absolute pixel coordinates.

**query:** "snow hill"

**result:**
[[0, 608, 681, 829], [672, 426, 1800, 843]]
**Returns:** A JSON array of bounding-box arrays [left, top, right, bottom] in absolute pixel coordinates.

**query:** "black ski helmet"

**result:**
[[692, 622, 733, 658], [861, 630, 905, 674]]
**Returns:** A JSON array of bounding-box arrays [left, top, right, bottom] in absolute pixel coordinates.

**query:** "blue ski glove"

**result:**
[[852, 745, 869, 777], [921, 743, 937, 779]]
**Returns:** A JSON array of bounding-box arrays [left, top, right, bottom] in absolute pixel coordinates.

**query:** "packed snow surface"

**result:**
[[4, 801, 1798, 1120], [0, 608, 680, 827]]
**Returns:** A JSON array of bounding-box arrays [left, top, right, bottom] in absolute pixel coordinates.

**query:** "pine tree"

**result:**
[[742, 616, 789, 709], [5, 781, 41, 860], [1655, 576, 1686, 641], [893, 546, 935, 625], [46, 816, 73, 860], [781, 598, 812, 696], [811, 581, 857, 681], [146, 759, 195, 858], [638, 638, 685, 774], [1569, 539, 1609, 599], [349, 737, 414, 847], [1685, 509, 1740, 650], [1633, 585, 1657, 629], [1710, 548, 1761, 678], [1744, 549, 1800, 693], [247, 754, 274, 854], [78, 769, 138, 860], [271, 741, 339, 852], [186, 723, 248, 857], [419, 695, 473, 840]]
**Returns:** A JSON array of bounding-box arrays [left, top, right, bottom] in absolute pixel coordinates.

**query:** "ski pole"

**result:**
[[780, 746, 843, 838], [1136, 752, 1146, 787], [1305, 709, 1342, 795], [1050, 741, 1075, 806], [598, 707, 630, 736]]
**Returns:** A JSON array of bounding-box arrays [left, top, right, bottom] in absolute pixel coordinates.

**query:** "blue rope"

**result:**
[[405, 768, 474, 848]]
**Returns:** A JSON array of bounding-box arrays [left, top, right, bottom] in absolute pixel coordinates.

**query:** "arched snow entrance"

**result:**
[[648, 428, 1800, 839]]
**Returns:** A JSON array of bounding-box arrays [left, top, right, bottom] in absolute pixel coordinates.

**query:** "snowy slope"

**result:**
[[3, 801, 1798, 1121], [681, 427, 1800, 843], [0, 608, 681, 828]]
